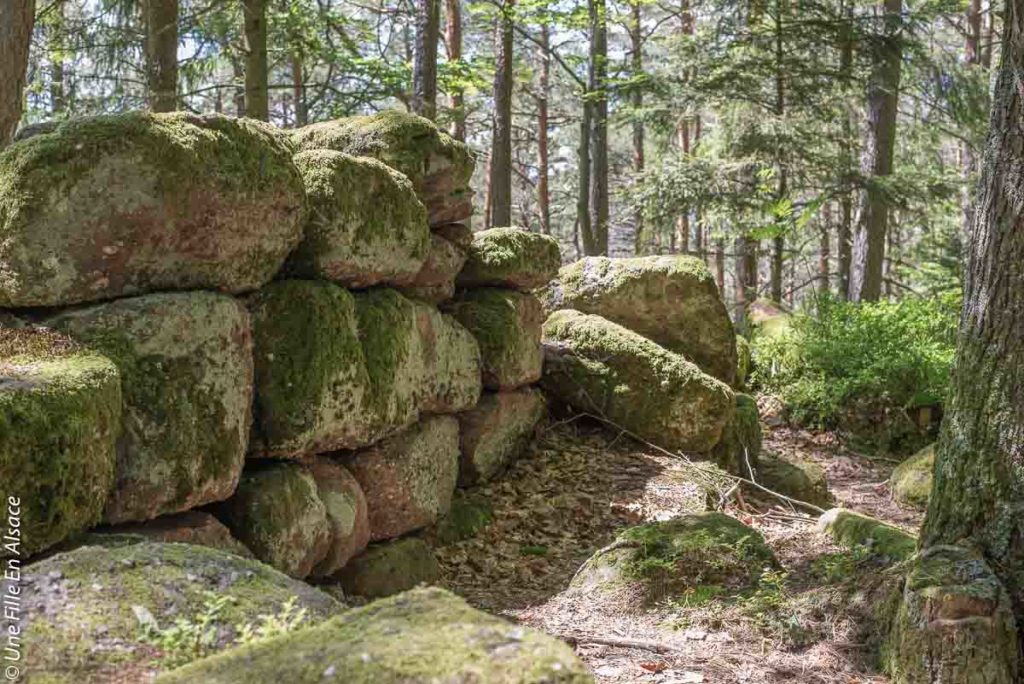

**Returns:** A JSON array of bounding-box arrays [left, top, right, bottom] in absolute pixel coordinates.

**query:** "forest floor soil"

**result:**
[[435, 417, 924, 684]]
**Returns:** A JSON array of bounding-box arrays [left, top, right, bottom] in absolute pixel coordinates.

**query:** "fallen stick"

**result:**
[[559, 632, 677, 653]]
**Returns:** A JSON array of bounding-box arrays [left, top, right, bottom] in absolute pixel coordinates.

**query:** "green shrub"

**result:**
[[751, 293, 959, 430]]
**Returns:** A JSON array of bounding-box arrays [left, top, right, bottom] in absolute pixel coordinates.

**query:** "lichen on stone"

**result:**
[[457, 228, 562, 291], [335, 537, 441, 599], [890, 443, 934, 508]]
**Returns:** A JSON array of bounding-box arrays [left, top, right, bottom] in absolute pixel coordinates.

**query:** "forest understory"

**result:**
[[437, 417, 923, 684]]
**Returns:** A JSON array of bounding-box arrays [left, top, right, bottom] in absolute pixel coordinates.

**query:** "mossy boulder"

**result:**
[[19, 541, 341, 683], [307, 458, 370, 578], [458, 388, 546, 485], [457, 228, 562, 291], [345, 416, 460, 541], [886, 545, 1018, 684], [431, 491, 494, 544], [156, 587, 591, 683], [446, 288, 544, 390], [291, 110, 474, 226], [890, 443, 935, 508], [98, 511, 252, 558], [710, 393, 761, 476], [817, 508, 916, 561], [335, 537, 441, 599], [0, 112, 305, 307], [541, 310, 734, 452], [542, 256, 737, 385], [215, 462, 332, 578], [46, 292, 253, 523], [398, 233, 467, 304], [757, 452, 831, 509], [409, 300, 482, 414], [571, 512, 776, 604], [0, 328, 120, 556], [287, 150, 430, 287]]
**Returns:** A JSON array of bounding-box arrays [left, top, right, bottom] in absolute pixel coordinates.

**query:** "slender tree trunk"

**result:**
[[242, 0, 269, 121], [291, 52, 306, 127], [537, 24, 551, 235], [144, 0, 177, 112], [0, 0, 35, 146], [850, 0, 902, 302], [412, 0, 439, 119], [482, 153, 493, 229], [677, 121, 690, 254], [49, 0, 66, 116], [630, 0, 644, 255], [578, 97, 595, 254], [893, 10, 1024, 680], [819, 202, 831, 294], [960, 0, 983, 236], [445, 0, 465, 139], [714, 237, 725, 293], [488, 4, 514, 227], [733, 236, 757, 335], [232, 58, 246, 116], [588, 0, 609, 255], [837, 0, 855, 299], [769, 0, 787, 304]]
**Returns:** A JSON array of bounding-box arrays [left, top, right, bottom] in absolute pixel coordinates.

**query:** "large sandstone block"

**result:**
[[98, 511, 252, 558], [336, 537, 440, 599], [0, 328, 121, 556], [399, 233, 467, 304], [0, 113, 305, 307], [287, 150, 430, 287], [446, 288, 544, 390], [292, 110, 474, 226], [47, 292, 253, 523], [308, 459, 371, 577], [216, 462, 332, 578], [541, 310, 734, 452], [413, 302, 482, 413], [542, 256, 737, 384], [156, 587, 592, 684], [458, 388, 546, 484], [457, 228, 562, 290], [345, 416, 460, 541]]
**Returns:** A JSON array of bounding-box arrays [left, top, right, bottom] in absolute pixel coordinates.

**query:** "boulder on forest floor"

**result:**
[[0, 112, 305, 307], [542, 255, 737, 384], [335, 537, 441, 599], [889, 443, 935, 508], [17, 541, 341, 683], [457, 388, 546, 485], [756, 452, 831, 509], [541, 309, 734, 453], [291, 110, 475, 227], [47, 291, 253, 524], [155, 587, 591, 683], [446, 289, 544, 390], [456, 228, 562, 291], [571, 512, 777, 605], [817, 508, 916, 561], [0, 327, 121, 557], [286, 150, 430, 288]]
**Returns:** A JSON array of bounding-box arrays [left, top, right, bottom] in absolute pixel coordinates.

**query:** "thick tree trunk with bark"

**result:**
[[144, 0, 178, 112], [588, 0, 609, 255], [412, 0, 439, 119], [537, 24, 551, 235], [242, 0, 269, 121], [1, 0, 36, 146], [850, 0, 902, 302], [892, 11, 1024, 683], [488, 4, 514, 227], [446, 0, 465, 140]]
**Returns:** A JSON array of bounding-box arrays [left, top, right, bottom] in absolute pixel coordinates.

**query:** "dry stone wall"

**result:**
[[0, 110, 555, 587]]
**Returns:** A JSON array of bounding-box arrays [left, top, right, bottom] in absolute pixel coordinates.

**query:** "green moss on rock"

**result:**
[[291, 110, 474, 226], [542, 256, 737, 384], [46, 292, 253, 523], [710, 393, 761, 476], [308, 458, 370, 578], [156, 587, 590, 683], [0, 327, 121, 556], [414, 304, 482, 413], [890, 443, 934, 508], [287, 150, 430, 287], [20, 541, 341, 683], [757, 452, 831, 509], [457, 388, 546, 484], [335, 537, 441, 599], [0, 112, 305, 307], [817, 508, 916, 561], [446, 288, 544, 390], [541, 309, 734, 452], [457, 228, 561, 291], [215, 462, 331, 578]]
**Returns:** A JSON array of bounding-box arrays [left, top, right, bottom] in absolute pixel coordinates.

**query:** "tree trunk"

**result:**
[[232, 58, 246, 116], [144, 0, 178, 112], [242, 0, 269, 121], [837, 0, 855, 300], [733, 235, 757, 334], [960, 0, 983, 237], [714, 237, 725, 293], [819, 202, 831, 294], [49, 0, 66, 116], [291, 52, 306, 127], [769, 0, 786, 304], [676, 121, 689, 254], [892, 10, 1024, 681], [630, 0, 644, 255], [0, 0, 35, 146], [578, 97, 595, 254], [588, 0, 609, 255], [445, 0, 465, 140], [537, 24, 551, 235], [849, 0, 902, 302], [412, 0, 439, 120], [488, 4, 514, 228]]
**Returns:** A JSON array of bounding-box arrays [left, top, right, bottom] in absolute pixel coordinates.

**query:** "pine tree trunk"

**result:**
[[144, 0, 178, 112], [49, 0, 66, 116], [488, 4, 514, 228], [819, 202, 831, 294], [733, 236, 757, 334], [588, 0, 609, 255], [412, 0, 439, 120], [232, 58, 246, 116], [714, 237, 725, 292], [770, 0, 786, 304], [291, 52, 306, 127], [578, 97, 595, 254], [850, 0, 901, 302], [837, 0, 855, 300], [0, 0, 35, 146], [446, 0, 465, 140], [630, 0, 644, 255], [677, 120, 690, 254], [960, 0, 982, 237], [537, 24, 551, 235], [242, 0, 269, 121], [891, 10, 1024, 681]]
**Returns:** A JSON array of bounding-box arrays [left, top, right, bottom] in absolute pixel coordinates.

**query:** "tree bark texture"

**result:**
[[446, 0, 465, 139], [588, 0, 609, 255], [242, 0, 269, 121], [412, 0, 439, 119], [1, 0, 36, 146], [488, 4, 514, 227], [144, 0, 178, 112], [537, 24, 551, 235]]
